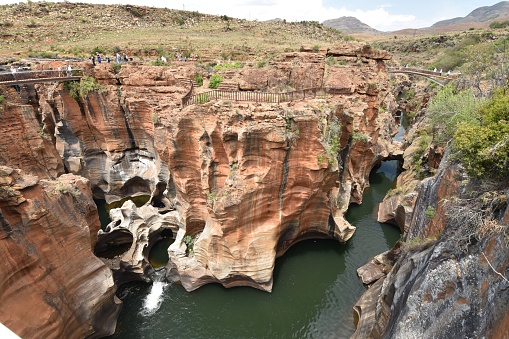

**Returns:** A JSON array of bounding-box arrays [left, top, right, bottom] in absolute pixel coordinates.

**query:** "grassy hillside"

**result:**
[[0, 2, 351, 62]]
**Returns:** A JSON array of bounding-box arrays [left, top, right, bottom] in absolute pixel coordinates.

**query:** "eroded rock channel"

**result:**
[[0, 44, 406, 337]]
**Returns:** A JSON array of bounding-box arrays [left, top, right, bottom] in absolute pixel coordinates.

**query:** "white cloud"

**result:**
[[0, 0, 421, 31], [182, 0, 417, 31]]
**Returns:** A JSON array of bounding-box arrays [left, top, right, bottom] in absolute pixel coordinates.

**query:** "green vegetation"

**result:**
[[0, 95, 4, 105], [207, 192, 216, 206], [213, 61, 243, 71], [411, 133, 432, 179], [424, 206, 436, 219], [490, 21, 509, 29], [111, 62, 122, 74], [64, 76, 104, 100], [150, 59, 166, 66], [350, 132, 369, 143], [284, 115, 300, 146], [256, 60, 266, 68], [28, 50, 57, 58], [54, 180, 78, 196], [183, 235, 194, 254], [209, 74, 223, 89], [452, 88, 509, 179], [196, 93, 210, 104], [324, 116, 342, 165], [194, 73, 204, 86], [427, 85, 479, 145]]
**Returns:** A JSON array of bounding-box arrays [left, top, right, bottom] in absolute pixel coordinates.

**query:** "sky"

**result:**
[[0, 0, 505, 31]]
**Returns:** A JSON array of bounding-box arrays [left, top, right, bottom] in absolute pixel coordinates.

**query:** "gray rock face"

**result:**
[[381, 231, 509, 339], [353, 159, 509, 338]]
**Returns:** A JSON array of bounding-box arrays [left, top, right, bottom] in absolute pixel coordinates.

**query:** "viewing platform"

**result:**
[[0, 69, 83, 86]]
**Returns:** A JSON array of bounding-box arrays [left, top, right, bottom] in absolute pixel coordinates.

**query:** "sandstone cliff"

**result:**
[[1, 45, 400, 294], [0, 166, 119, 338]]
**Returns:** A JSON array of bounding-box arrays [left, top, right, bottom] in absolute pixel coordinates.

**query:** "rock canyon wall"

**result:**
[[0, 43, 400, 335]]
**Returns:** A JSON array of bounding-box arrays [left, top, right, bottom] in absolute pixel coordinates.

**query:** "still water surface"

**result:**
[[108, 160, 401, 339]]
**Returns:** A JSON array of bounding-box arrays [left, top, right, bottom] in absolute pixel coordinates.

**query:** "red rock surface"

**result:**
[[0, 167, 119, 338], [0, 45, 398, 337]]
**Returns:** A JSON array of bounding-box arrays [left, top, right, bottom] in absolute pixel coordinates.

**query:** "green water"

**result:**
[[107, 161, 401, 339], [95, 199, 111, 231]]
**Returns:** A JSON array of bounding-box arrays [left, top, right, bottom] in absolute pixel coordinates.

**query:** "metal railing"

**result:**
[[0, 69, 84, 84], [182, 87, 353, 107]]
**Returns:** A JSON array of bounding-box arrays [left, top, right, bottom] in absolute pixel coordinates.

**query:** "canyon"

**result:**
[[0, 43, 402, 337]]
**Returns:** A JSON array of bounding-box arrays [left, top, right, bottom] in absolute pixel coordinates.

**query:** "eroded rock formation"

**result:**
[[353, 155, 509, 338], [1, 45, 400, 293], [0, 166, 119, 338], [0, 42, 402, 335]]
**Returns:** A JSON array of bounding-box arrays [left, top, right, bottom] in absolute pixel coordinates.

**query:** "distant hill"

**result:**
[[322, 16, 380, 35], [431, 1, 509, 29]]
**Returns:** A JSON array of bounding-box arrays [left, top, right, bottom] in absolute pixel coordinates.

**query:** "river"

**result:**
[[105, 158, 401, 339]]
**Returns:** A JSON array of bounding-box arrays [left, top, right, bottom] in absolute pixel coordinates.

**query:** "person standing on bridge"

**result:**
[[67, 65, 72, 77], [58, 66, 62, 77]]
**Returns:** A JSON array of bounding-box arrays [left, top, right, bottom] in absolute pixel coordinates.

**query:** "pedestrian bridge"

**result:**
[[0, 69, 83, 86], [387, 66, 459, 86]]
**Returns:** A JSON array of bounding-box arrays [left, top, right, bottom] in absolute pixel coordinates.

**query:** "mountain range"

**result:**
[[322, 1, 509, 35]]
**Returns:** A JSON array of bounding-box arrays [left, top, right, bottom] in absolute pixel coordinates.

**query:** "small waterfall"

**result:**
[[140, 269, 168, 316]]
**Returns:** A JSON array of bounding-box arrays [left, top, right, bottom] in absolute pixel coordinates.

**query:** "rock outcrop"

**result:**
[[353, 156, 509, 338], [2, 46, 400, 293], [0, 166, 119, 338], [0, 44, 400, 338]]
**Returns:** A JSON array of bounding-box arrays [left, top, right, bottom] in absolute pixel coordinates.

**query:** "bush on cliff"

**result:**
[[452, 87, 509, 179], [428, 84, 479, 145], [209, 74, 223, 89], [64, 76, 104, 100]]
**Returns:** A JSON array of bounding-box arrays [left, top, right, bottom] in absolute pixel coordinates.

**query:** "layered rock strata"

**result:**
[[0, 166, 119, 338], [1, 44, 399, 295]]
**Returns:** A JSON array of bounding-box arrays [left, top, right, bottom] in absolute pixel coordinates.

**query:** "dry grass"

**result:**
[[0, 2, 351, 62]]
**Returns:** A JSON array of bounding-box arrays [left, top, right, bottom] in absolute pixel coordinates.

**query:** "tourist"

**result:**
[[91, 55, 96, 66], [67, 65, 72, 76], [116, 52, 121, 63], [58, 66, 62, 77], [97, 54, 102, 64], [123, 53, 128, 62], [161, 56, 167, 63], [106, 56, 111, 63]]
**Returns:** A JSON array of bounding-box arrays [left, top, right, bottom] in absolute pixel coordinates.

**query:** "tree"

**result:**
[[427, 84, 480, 146], [452, 88, 509, 179]]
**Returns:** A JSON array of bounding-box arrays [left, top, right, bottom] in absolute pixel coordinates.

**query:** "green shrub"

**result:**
[[424, 206, 436, 219], [64, 76, 104, 100], [194, 73, 203, 86], [209, 74, 223, 89], [213, 61, 243, 71], [151, 59, 166, 66], [256, 61, 266, 68], [183, 235, 194, 253], [111, 62, 122, 74], [452, 88, 509, 179], [351, 132, 369, 143], [427, 85, 479, 145], [28, 51, 56, 58], [324, 116, 342, 165], [92, 46, 106, 55], [0, 95, 4, 104]]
